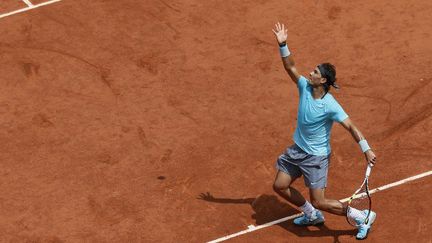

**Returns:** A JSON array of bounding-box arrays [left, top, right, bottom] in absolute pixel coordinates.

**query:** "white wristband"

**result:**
[[279, 45, 291, 57], [359, 139, 371, 153]]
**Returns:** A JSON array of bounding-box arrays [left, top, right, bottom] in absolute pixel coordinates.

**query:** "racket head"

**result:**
[[346, 179, 372, 227]]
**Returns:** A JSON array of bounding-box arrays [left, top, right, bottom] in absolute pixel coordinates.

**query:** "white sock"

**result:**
[[348, 206, 366, 221], [300, 201, 317, 218]]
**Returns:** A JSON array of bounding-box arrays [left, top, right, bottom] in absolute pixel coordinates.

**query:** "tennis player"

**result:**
[[271, 22, 377, 240]]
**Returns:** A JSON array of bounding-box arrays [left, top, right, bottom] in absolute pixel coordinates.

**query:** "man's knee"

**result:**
[[273, 182, 289, 192], [273, 172, 295, 192]]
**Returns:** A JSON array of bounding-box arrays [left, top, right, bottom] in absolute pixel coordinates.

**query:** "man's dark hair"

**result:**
[[318, 63, 339, 93]]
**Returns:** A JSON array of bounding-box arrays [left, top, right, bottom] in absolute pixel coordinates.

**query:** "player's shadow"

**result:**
[[197, 192, 356, 243]]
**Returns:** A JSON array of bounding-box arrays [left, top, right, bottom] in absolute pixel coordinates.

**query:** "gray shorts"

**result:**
[[275, 144, 330, 189]]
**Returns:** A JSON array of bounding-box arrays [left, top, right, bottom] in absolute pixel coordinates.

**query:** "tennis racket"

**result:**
[[346, 163, 373, 226]]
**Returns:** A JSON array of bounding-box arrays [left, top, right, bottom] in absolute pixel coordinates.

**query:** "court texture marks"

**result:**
[[0, 0, 431, 242]]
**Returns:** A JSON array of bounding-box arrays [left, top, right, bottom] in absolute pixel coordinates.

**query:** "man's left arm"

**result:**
[[340, 118, 377, 165]]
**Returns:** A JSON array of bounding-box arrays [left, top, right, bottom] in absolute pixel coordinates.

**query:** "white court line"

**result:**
[[0, 0, 62, 19], [208, 170, 432, 243]]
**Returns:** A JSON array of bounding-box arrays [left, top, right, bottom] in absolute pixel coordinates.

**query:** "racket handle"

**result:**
[[365, 163, 373, 177]]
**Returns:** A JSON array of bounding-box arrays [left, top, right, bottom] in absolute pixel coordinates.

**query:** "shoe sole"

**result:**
[[356, 228, 370, 240], [356, 212, 376, 240]]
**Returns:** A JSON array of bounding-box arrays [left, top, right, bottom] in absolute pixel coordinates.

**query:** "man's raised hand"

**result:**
[[272, 22, 288, 45]]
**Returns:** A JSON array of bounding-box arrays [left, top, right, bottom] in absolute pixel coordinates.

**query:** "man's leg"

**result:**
[[310, 188, 377, 240], [274, 144, 325, 225], [272, 170, 305, 207], [273, 170, 325, 226], [309, 188, 346, 215]]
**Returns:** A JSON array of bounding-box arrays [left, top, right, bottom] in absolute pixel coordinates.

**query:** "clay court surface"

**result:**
[[0, 0, 431, 242]]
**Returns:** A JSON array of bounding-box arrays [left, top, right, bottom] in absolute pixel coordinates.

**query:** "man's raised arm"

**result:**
[[272, 22, 301, 85]]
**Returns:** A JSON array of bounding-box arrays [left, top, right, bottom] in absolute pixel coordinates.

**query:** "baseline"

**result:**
[[208, 170, 432, 243]]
